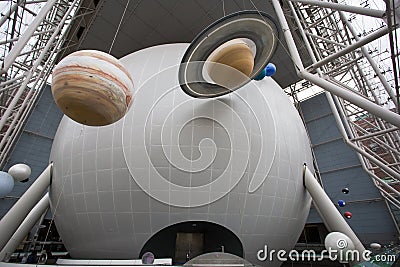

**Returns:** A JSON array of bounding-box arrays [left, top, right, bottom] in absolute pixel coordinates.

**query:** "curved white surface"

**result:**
[[49, 43, 313, 266], [8, 163, 31, 182]]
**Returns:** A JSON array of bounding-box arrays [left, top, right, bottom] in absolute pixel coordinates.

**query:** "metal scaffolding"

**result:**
[[278, 0, 400, 229], [0, 0, 97, 168]]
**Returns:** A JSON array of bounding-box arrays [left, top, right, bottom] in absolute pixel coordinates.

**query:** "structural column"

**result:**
[[0, 193, 49, 261], [303, 166, 366, 255], [0, 164, 52, 251]]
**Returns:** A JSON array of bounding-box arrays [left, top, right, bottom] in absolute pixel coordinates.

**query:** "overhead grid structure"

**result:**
[[0, 0, 98, 168], [0, 0, 399, 233], [280, 0, 400, 229]]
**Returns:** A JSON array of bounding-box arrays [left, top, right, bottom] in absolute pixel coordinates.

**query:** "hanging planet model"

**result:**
[[51, 50, 134, 126], [179, 11, 279, 98], [265, 63, 277, 76], [8, 163, 31, 182], [0, 171, 14, 197], [253, 63, 277, 81], [206, 39, 255, 89]]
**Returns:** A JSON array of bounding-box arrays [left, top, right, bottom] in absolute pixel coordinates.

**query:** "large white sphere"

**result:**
[[8, 163, 31, 182], [49, 43, 313, 266], [0, 171, 14, 197]]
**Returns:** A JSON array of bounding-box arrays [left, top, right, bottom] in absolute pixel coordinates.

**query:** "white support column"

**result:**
[[0, 193, 49, 261], [303, 165, 366, 256], [271, 0, 305, 71], [299, 71, 400, 128], [0, 164, 52, 251]]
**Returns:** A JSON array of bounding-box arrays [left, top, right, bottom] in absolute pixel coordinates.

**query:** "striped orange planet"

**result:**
[[51, 50, 133, 126]]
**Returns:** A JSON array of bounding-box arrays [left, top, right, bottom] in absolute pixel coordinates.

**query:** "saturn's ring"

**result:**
[[178, 10, 279, 98]]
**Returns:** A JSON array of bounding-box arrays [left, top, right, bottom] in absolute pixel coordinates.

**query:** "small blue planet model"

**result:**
[[253, 63, 276, 80], [265, 63, 277, 76]]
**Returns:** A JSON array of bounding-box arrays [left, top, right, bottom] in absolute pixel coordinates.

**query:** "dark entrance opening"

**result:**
[[139, 221, 243, 264], [175, 232, 204, 263]]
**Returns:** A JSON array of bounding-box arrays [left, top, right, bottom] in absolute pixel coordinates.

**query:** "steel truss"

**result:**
[[0, 0, 99, 168], [277, 0, 400, 230]]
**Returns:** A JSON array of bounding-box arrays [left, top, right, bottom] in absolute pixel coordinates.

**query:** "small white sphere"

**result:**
[[8, 163, 31, 182], [325, 232, 355, 262], [0, 171, 14, 197], [370, 243, 381, 249]]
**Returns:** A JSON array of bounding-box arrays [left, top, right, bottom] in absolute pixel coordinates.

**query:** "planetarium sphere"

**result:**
[[49, 43, 313, 266]]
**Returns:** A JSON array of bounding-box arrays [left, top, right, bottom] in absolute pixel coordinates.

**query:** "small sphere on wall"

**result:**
[[338, 200, 346, 207], [344, 211, 352, 219]]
